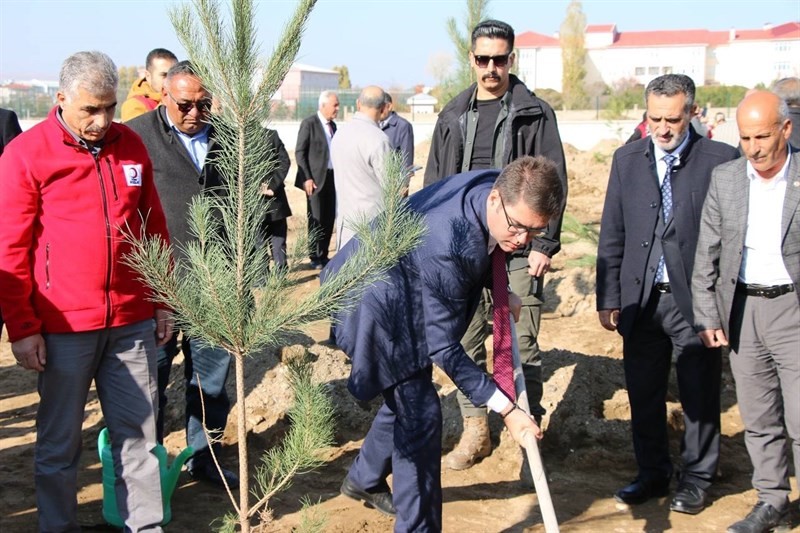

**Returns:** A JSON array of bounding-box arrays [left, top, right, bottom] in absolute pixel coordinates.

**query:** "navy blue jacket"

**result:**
[[324, 170, 500, 403]]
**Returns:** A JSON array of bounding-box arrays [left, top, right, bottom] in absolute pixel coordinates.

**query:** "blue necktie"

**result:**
[[655, 154, 677, 283]]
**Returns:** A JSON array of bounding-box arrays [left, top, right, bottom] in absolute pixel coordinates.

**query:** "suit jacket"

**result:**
[[596, 128, 739, 337], [263, 128, 292, 222], [692, 148, 800, 336], [126, 107, 223, 257], [322, 170, 499, 403], [331, 112, 392, 248], [380, 111, 414, 172], [294, 113, 333, 192], [0, 107, 22, 157]]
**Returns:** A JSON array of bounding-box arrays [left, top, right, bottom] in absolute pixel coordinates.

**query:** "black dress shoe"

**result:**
[[189, 462, 240, 489], [614, 477, 670, 505], [340, 477, 396, 517], [727, 501, 790, 533], [670, 482, 707, 515]]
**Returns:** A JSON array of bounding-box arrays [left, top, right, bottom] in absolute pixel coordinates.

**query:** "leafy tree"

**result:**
[[560, 0, 588, 109], [124, 0, 425, 530], [332, 65, 351, 89]]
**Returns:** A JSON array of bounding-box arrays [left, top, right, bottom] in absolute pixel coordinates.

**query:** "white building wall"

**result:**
[[517, 48, 562, 91], [588, 45, 707, 87], [714, 40, 800, 86], [516, 31, 799, 92]]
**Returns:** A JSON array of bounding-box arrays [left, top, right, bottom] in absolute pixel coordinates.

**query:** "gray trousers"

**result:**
[[457, 269, 544, 419], [729, 290, 800, 511], [36, 320, 163, 532]]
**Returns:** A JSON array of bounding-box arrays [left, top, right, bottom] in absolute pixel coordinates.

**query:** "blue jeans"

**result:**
[[156, 333, 231, 470]]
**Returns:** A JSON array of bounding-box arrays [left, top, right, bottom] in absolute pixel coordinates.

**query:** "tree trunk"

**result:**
[[235, 355, 250, 533]]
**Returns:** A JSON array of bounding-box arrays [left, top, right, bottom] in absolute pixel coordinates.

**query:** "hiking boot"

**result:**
[[444, 415, 491, 470]]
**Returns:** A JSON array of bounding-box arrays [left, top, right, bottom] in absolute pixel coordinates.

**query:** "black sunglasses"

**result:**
[[474, 53, 510, 68], [167, 90, 212, 114]]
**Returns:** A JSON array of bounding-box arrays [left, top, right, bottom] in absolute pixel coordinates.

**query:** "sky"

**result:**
[[1, 0, 799, 88]]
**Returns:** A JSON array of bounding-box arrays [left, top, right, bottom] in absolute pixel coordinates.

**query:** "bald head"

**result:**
[[357, 85, 387, 122], [737, 91, 792, 179]]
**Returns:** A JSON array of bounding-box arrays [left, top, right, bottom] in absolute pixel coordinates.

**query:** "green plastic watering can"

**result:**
[[97, 427, 193, 527]]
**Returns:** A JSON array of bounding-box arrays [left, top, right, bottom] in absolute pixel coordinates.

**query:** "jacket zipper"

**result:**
[[95, 154, 113, 326], [105, 159, 119, 201], [45, 243, 51, 289]]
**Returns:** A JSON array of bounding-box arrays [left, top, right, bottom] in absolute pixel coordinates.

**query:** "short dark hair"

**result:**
[[494, 156, 563, 220], [383, 93, 394, 105], [471, 19, 515, 51], [145, 48, 178, 71], [644, 74, 696, 113]]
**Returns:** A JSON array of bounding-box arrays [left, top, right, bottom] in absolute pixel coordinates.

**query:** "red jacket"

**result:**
[[0, 107, 170, 342]]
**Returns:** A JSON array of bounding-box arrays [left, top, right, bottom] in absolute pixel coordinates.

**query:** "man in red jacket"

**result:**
[[0, 51, 172, 532]]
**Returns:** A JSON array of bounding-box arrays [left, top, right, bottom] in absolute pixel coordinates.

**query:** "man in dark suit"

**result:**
[[127, 61, 238, 489], [0, 107, 23, 334], [693, 91, 798, 533], [259, 128, 292, 270], [596, 74, 738, 515], [325, 156, 563, 531], [295, 90, 339, 268]]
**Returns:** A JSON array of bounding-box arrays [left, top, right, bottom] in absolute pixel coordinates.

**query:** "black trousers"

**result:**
[[307, 170, 335, 262], [622, 290, 721, 488]]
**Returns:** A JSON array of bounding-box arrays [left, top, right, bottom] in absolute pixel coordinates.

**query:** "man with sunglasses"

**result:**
[[424, 19, 567, 477], [127, 60, 239, 490]]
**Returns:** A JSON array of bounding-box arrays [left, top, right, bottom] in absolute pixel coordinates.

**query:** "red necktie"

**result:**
[[327, 121, 335, 138], [492, 247, 515, 401]]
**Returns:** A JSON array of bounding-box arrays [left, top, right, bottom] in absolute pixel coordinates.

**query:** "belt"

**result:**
[[654, 282, 671, 293], [736, 283, 795, 299]]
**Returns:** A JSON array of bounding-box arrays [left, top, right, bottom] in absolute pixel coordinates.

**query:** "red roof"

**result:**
[[613, 29, 727, 47], [516, 21, 800, 49], [2, 83, 31, 90], [586, 24, 615, 33], [732, 21, 800, 41], [516, 30, 559, 47]]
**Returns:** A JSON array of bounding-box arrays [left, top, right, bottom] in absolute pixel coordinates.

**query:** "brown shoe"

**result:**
[[444, 416, 491, 470]]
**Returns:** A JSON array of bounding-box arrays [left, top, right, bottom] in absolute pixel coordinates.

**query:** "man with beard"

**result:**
[[596, 74, 738, 515]]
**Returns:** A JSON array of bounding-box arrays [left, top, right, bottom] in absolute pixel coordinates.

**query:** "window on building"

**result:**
[[635, 67, 645, 76], [648, 66, 659, 75], [775, 42, 789, 52], [775, 61, 790, 75], [662, 66, 673, 74]]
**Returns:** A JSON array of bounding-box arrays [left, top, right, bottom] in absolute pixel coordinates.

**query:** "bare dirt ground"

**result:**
[[1, 137, 798, 532]]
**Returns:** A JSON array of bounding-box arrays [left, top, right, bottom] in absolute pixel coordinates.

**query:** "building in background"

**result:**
[[269, 63, 339, 119], [516, 21, 800, 92]]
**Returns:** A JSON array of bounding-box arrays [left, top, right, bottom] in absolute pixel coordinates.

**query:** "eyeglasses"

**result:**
[[167, 91, 212, 114], [499, 195, 548, 237], [473, 53, 511, 68]]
